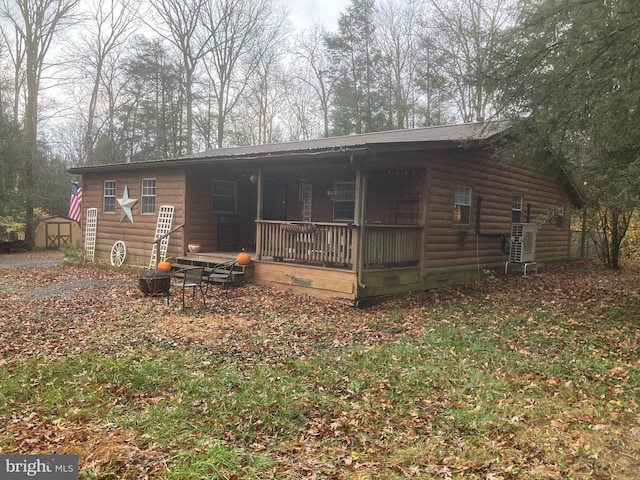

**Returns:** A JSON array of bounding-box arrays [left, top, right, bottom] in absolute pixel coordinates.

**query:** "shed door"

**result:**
[[46, 222, 72, 248]]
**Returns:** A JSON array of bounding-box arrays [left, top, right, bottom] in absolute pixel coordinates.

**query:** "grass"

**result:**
[[0, 259, 639, 478]]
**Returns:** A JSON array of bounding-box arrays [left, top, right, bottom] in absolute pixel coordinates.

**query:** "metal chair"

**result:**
[[171, 266, 206, 311], [206, 260, 238, 294]]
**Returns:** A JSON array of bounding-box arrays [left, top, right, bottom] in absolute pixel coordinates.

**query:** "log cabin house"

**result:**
[[68, 121, 578, 306]]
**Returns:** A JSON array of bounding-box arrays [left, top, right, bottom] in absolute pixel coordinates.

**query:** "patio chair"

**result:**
[[205, 260, 238, 294], [171, 266, 206, 311]]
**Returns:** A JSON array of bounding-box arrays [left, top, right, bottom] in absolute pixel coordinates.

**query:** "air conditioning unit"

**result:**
[[510, 223, 536, 263]]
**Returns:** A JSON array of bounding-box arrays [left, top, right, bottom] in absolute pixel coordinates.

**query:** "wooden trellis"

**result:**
[[84, 208, 98, 262], [149, 206, 174, 269]]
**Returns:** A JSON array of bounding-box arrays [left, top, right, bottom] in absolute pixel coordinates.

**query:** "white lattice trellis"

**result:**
[[149, 205, 174, 269], [84, 208, 98, 263]]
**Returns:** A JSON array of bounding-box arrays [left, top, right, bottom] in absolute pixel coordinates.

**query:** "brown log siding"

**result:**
[[423, 150, 571, 270], [81, 169, 186, 266]]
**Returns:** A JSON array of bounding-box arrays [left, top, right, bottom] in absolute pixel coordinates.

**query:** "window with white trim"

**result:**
[[512, 195, 523, 223], [333, 182, 356, 221], [454, 186, 471, 224], [141, 178, 156, 214], [554, 203, 564, 228], [103, 180, 116, 213], [212, 179, 237, 213]]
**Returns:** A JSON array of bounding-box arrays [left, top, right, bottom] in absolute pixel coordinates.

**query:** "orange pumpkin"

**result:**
[[157, 260, 171, 272], [237, 249, 251, 265]]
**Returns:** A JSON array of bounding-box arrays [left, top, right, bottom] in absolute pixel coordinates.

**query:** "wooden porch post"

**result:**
[[355, 169, 367, 281], [255, 169, 263, 259]]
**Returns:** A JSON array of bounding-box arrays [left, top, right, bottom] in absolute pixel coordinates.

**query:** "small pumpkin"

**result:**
[[237, 249, 251, 265], [157, 260, 171, 272]]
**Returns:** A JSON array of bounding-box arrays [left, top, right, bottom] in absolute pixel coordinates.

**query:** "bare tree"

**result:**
[[49, 116, 86, 168], [192, 86, 216, 150], [243, 6, 289, 144], [202, 0, 278, 148], [147, 0, 209, 154], [244, 62, 288, 145], [282, 75, 323, 141], [0, 0, 80, 246], [0, 26, 25, 122], [423, 0, 517, 122], [291, 24, 334, 138], [75, 0, 137, 165], [375, 0, 423, 129]]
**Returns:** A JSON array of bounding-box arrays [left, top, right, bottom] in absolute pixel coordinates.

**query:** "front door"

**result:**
[[217, 215, 239, 251], [263, 180, 287, 220]]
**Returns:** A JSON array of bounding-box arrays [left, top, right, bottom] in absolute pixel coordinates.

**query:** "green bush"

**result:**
[[621, 212, 640, 260]]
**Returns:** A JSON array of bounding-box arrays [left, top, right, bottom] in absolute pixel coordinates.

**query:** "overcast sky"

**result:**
[[279, 0, 348, 30]]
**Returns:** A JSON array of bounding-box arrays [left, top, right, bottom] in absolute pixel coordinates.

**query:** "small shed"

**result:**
[[34, 216, 82, 249]]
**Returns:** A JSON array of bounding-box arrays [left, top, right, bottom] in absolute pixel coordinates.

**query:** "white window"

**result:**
[[212, 179, 237, 214], [332, 182, 356, 221], [512, 195, 523, 223], [554, 203, 564, 228], [454, 186, 471, 224], [141, 178, 156, 214], [103, 180, 116, 213]]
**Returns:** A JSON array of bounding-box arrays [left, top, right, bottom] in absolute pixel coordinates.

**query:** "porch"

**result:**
[[278, 221, 421, 305], [175, 222, 424, 304], [183, 161, 428, 304], [255, 220, 422, 270]]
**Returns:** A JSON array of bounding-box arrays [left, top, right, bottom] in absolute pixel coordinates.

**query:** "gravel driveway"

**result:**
[[0, 251, 135, 301], [0, 250, 61, 269]]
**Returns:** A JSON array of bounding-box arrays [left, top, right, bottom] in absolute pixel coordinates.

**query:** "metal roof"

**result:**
[[185, 121, 508, 159], [68, 121, 509, 173]]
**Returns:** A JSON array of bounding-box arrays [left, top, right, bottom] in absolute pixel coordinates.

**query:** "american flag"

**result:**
[[69, 183, 83, 222]]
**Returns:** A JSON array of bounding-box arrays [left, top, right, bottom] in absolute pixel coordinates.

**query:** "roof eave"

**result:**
[[67, 147, 369, 174], [67, 121, 509, 175]]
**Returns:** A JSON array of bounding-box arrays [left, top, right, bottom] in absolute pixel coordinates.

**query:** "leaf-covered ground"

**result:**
[[0, 251, 638, 479]]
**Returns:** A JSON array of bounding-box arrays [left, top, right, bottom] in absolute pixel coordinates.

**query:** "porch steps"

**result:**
[[172, 255, 253, 287]]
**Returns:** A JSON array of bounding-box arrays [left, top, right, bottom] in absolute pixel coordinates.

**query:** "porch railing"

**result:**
[[257, 221, 354, 266], [257, 221, 423, 269], [362, 224, 422, 267]]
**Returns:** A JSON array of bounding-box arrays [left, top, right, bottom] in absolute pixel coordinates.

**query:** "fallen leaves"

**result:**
[[1, 253, 639, 478]]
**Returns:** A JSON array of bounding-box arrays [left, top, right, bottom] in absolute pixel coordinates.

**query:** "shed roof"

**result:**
[[69, 121, 509, 174], [38, 215, 79, 223]]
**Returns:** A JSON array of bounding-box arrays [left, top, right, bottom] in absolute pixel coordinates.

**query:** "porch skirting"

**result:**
[[252, 261, 359, 303], [252, 261, 433, 306], [252, 262, 506, 307]]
